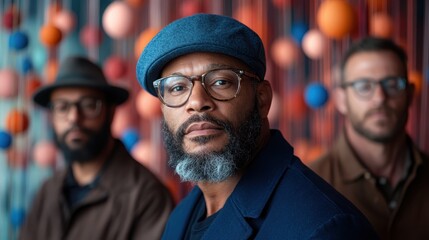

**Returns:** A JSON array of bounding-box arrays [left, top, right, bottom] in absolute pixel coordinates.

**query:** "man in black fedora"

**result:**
[[19, 56, 173, 240]]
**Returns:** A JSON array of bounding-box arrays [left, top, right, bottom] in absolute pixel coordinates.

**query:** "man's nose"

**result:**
[[185, 82, 215, 113]]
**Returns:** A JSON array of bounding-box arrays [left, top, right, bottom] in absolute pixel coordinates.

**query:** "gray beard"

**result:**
[[162, 103, 262, 183]]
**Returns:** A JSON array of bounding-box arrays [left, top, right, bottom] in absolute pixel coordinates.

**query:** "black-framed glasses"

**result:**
[[50, 97, 103, 119], [153, 68, 261, 108], [340, 76, 407, 99]]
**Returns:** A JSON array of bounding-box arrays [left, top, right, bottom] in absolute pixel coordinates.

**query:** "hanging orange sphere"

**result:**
[[134, 28, 161, 60], [317, 0, 356, 39], [408, 70, 422, 95], [135, 89, 162, 119], [370, 13, 393, 38], [39, 24, 63, 47], [44, 59, 59, 83], [6, 109, 30, 135], [26, 74, 42, 98]]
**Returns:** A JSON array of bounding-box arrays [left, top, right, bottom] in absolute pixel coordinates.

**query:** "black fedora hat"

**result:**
[[33, 56, 129, 108]]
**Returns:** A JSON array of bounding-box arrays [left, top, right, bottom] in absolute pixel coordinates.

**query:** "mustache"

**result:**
[[176, 114, 228, 139], [62, 125, 93, 139], [365, 106, 393, 117]]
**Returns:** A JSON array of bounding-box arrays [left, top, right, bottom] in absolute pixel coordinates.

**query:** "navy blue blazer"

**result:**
[[162, 130, 378, 240]]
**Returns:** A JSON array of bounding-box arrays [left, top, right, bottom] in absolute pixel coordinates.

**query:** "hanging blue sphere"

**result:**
[[10, 208, 26, 228], [21, 56, 33, 74], [121, 128, 140, 152], [304, 83, 329, 109], [0, 130, 13, 149], [9, 31, 29, 50], [291, 22, 308, 45]]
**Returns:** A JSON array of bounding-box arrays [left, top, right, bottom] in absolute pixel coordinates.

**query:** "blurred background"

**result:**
[[0, 0, 428, 238]]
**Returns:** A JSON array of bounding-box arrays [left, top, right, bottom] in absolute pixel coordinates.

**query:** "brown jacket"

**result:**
[[19, 140, 174, 240], [309, 131, 429, 240]]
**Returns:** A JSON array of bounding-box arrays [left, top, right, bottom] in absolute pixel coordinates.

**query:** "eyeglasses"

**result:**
[[153, 68, 261, 107], [340, 76, 407, 99], [50, 97, 103, 119]]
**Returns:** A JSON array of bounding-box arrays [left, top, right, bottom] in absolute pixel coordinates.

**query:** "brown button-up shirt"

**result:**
[[19, 140, 174, 240], [309, 131, 429, 240]]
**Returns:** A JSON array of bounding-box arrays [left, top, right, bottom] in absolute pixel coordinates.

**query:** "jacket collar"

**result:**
[[202, 129, 294, 239]]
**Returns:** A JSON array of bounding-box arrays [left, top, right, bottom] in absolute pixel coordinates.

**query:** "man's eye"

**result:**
[[54, 103, 69, 112], [213, 79, 232, 86], [81, 101, 97, 110], [171, 85, 185, 92], [167, 84, 189, 96]]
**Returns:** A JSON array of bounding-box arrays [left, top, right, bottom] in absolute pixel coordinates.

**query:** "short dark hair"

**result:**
[[340, 37, 408, 82]]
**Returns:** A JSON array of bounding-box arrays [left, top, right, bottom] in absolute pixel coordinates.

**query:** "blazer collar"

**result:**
[[202, 130, 294, 239]]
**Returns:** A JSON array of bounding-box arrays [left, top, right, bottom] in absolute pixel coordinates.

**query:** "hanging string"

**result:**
[[420, 1, 429, 150], [87, 0, 99, 61]]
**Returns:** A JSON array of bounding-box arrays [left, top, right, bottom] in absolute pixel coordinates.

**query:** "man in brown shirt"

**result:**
[[310, 37, 429, 240], [19, 56, 174, 240]]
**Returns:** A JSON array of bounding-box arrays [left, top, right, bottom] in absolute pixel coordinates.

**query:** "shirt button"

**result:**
[[378, 177, 387, 185], [364, 172, 371, 179], [390, 201, 398, 209]]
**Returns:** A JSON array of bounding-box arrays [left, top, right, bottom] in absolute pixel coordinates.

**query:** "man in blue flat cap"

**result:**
[[19, 56, 173, 240], [136, 13, 378, 239]]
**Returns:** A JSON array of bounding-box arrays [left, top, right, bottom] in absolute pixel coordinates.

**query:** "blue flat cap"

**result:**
[[136, 13, 266, 96]]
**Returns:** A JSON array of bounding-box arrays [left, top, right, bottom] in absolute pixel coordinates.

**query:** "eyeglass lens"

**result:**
[[346, 77, 406, 98], [51, 97, 102, 119], [155, 69, 242, 107]]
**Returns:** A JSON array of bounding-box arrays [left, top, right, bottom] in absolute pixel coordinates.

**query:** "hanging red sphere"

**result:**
[[80, 25, 103, 48], [2, 6, 21, 31], [0, 68, 19, 99], [103, 56, 128, 80]]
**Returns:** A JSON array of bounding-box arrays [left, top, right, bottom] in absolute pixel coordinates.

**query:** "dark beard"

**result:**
[[161, 102, 262, 183], [54, 118, 111, 164]]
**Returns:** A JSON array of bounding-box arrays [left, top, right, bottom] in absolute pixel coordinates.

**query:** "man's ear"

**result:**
[[257, 80, 273, 118], [333, 87, 348, 115]]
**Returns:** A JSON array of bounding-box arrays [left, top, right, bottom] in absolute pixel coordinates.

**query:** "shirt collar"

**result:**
[[337, 131, 422, 183], [335, 130, 369, 182]]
